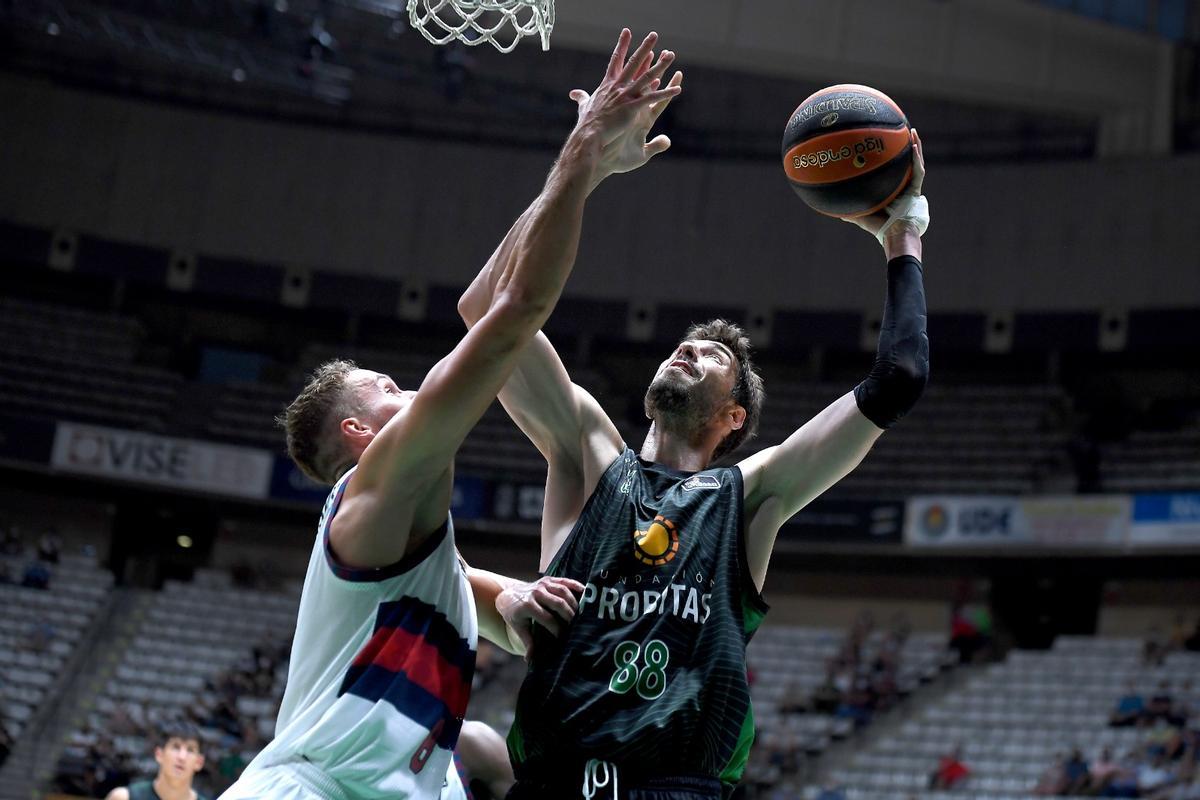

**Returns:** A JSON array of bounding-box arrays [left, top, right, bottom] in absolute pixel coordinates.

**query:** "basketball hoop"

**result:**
[[407, 0, 554, 53]]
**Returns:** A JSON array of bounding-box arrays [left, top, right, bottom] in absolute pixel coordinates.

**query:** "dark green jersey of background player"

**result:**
[[127, 781, 210, 800], [508, 447, 768, 788]]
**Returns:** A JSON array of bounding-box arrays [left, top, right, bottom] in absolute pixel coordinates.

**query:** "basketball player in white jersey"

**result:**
[[218, 29, 682, 800]]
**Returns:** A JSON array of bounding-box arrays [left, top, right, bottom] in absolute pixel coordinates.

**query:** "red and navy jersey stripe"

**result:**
[[453, 752, 475, 800], [338, 595, 476, 750]]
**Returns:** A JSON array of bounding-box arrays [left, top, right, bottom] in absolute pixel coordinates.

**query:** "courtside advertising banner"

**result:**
[[51, 422, 273, 499], [906, 495, 1130, 548], [1130, 493, 1200, 546]]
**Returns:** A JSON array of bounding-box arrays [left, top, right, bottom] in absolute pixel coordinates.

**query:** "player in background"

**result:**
[[105, 722, 208, 800], [219, 28, 682, 800], [460, 117, 930, 798]]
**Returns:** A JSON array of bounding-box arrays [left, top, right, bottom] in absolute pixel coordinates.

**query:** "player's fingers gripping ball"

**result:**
[[782, 84, 913, 219]]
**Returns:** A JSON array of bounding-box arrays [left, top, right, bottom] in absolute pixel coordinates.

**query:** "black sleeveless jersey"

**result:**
[[508, 447, 769, 789]]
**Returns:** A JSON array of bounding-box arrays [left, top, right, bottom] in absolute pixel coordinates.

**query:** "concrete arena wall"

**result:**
[[2, 73, 1198, 312]]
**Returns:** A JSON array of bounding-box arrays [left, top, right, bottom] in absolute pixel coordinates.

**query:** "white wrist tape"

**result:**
[[875, 194, 929, 248]]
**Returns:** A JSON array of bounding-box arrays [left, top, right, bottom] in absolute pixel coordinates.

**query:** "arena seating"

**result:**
[[1100, 424, 1200, 492], [813, 636, 1200, 800], [0, 297, 181, 432], [6, 292, 1200, 500], [0, 549, 114, 745], [59, 572, 298, 793], [744, 382, 1072, 497], [206, 336, 1078, 496], [746, 625, 954, 759], [206, 381, 295, 451]]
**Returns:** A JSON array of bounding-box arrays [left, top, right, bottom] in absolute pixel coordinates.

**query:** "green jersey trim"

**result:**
[[719, 704, 757, 785], [507, 715, 527, 765], [742, 584, 768, 636]]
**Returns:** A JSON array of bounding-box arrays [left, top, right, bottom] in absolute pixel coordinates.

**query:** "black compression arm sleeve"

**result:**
[[853, 255, 929, 429]]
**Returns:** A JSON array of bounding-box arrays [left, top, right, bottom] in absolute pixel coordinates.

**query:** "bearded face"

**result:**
[[643, 340, 737, 432], [644, 368, 702, 422]]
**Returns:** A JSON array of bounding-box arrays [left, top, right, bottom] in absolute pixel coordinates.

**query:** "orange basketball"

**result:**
[[781, 84, 912, 218]]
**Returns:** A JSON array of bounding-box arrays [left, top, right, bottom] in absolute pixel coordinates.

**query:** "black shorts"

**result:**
[[506, 774, 723, 800]]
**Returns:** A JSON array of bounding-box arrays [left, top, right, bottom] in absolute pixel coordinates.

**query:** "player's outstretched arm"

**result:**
[[739, 131, 930, 590], [465, 566, 582, 656], [335, 32, 682, 570], [331, 132, 598, 568], [458, 31, 682, 563]]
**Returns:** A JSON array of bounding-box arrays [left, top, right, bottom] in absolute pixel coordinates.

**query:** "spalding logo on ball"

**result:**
[[782, 84, 912, 219]]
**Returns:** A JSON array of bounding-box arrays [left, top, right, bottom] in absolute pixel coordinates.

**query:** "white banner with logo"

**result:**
[[906, 495, 1130, 548], [51, 422, 273, 500]]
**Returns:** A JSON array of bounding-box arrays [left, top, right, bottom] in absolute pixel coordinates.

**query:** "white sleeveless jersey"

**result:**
[[240, 467, 478, 799]]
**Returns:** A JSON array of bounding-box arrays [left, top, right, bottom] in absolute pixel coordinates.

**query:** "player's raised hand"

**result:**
[[590, 69, 683, 178], [844, 128, 929, 247], [496, 576, 585, 660], [569, 29, 682, 161]]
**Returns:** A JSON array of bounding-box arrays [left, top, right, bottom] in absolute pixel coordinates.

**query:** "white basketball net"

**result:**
[[407, 0, 554, 53]]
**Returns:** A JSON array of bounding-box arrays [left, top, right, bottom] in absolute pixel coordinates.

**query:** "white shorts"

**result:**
[[219, 759, 468, 800]]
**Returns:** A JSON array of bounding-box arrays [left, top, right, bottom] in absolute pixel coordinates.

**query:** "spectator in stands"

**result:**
[[811, 661, 843, 714], [949, 602, 990, 664], [1145, 625, 1169, 667], [846, 610, 875, 659], [1170, 614, 1193, 653], [1063, 748, 1091, 795], [835, 675, 875, 729], [1170, 679, 1195, 728], [1136, 754, 1177, 797], [82, 734, 133, 797], [1112, 679, 1147, 727], [765, 731, 801, 779], [1149, 681, 1176, 724], [869, 634, 902, 711], [1147, 719, 1182, 759], [36, 529, 61, 563], [1102, 756, 1142, 798], [1161, 727, 1196, 764], [20, 558, 50, 589], [929, 744, 970, 790], [1032, 752, 1068, 796], [1087, 746, 1121, 794], [104, 721, 208, 800], [1185, 618, 1200, 653]]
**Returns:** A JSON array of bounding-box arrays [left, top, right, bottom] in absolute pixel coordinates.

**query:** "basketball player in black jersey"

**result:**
[[460, 105, 930, 797], [105, 722, 209, 800]]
